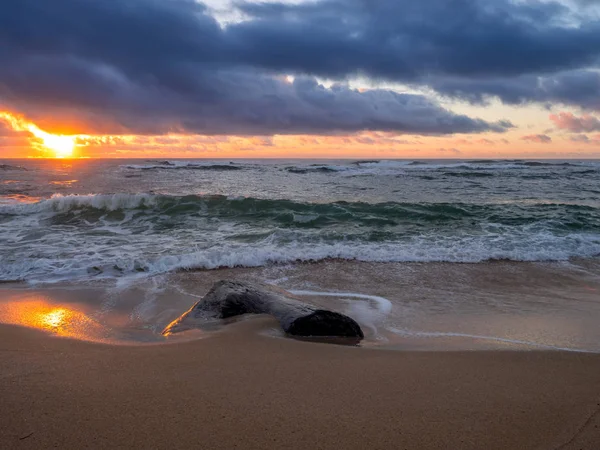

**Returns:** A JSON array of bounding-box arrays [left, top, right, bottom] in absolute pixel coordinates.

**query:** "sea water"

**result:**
[[1, 158, 599, 350]]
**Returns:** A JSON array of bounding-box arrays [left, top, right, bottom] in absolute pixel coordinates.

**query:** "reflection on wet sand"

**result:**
[[0, 296, 110, 342]]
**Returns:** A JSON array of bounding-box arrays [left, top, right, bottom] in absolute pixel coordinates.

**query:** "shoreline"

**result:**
[[1, 321, 599, 449], [1, 257, 600, 352]]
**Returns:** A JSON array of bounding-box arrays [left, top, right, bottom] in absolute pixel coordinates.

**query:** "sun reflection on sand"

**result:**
[[0, 298, 109, 341], [42, 308, 68, 329]]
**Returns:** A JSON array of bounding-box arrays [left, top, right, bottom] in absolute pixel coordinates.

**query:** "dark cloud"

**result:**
[[232, 0, 600, 111], [232, 0, 600, 78], [0, 0, 514, 136], [521, 134, 553, 143], [550, 111, 600, 132], [0, 59, 509, 135], [7, 0, 596, 82], [1, 0, 598, 135], [229, 0, 600, 110], [428, 69, 600, 110]]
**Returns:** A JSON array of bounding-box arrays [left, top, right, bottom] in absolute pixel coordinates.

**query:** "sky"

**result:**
[[1, 0, 600, 158]]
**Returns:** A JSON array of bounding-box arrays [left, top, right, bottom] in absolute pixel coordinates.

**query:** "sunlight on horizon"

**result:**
[[0, 112, 77, 158]]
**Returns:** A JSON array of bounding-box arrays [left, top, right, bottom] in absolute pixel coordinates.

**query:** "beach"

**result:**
[[1, 319, 600, 450], [4, 0, 600, 446], [1, 158, 600, 448]]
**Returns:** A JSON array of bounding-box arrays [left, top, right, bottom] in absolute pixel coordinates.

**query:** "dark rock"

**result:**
[[162, 280, 364, 340]]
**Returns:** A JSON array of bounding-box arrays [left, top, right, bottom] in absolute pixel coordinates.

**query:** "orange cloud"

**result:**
[[437, 147, 462, 155], [521, 134, 552, 144], [550, 112, 600, 132], [569, 134, 600, 144], [2, 109, 599, 159]]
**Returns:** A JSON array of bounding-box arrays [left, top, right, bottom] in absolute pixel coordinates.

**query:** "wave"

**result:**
[[285, 160, 413, 176], [441, 171, 494, 178], [124, 161, 242, 171], [351, 160, 380, 165], [572, 169, 598, 175], [0, 193, 159, 215], [0, 164, 27, 171], [286, 166, 341, 174], [1, 193, 599, 283], [517, 161, 578, 167], [466, 160, 503, 164], [1, 231, 599, 284], [282, 160, 600, 178], [2, 193, 599, 227]]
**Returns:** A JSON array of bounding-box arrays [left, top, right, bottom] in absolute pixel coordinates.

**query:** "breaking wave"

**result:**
[[0, 193, 599, 283]]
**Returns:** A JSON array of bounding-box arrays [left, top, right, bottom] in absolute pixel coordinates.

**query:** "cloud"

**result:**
[[550, 112, 600, 132], [570, 134, 590, 143], [0, 0, 517, 137], [569, 133, 600, 144], [1, 0, 598, 137], [229, 0, 600, 110], [5, 0, 597, 83], [437, 147, 462, 155], [1, 64, 509, 136], [235, 0, 600, 111], [232, 0, 600, 79], [521, 134, 552, 143], [429, 69, 600, 110], [0, 118, 33, 150], [0, 120, 19, 137], [0, 117, 32, 139]]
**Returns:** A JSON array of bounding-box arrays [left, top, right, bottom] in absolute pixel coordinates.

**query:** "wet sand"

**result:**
[[2, 259, 600, 351], [1, 319, 600, 450]]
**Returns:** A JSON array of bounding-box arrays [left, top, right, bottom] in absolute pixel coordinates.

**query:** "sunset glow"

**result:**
[[35, 130, 75, 158], [0, 112, 77, 158], [1, 0, 600, 159]]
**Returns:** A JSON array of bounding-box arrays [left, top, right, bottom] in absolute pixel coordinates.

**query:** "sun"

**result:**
[[0, 111, 77, 158], [32, 128, 76, 158]]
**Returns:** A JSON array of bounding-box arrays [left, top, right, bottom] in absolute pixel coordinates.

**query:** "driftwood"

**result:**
[[162, 280, 364, 340]]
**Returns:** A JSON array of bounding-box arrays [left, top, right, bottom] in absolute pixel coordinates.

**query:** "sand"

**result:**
[[1, 318, 599, 450]]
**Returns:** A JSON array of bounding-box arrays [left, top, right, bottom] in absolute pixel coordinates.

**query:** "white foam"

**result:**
[[388, 327, 595, 353], [0, 193, 157, 215], [2, 229, 600, 284], [1, 193, 599, 283], [290, 290, 392, 315], [290, 290, 393, 335]]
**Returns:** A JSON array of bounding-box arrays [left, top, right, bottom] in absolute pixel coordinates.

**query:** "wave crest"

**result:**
[[1, 193, 599, 283]]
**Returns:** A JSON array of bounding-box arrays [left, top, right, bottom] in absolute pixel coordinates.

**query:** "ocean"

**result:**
[[1, 158, 600, 350]]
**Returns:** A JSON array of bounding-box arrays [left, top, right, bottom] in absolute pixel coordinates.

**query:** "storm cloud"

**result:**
[[1, 0, 598, 136], [428, 69, 600, 110], [232, 0, 600, 79], [231, 0, 600, 110]]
